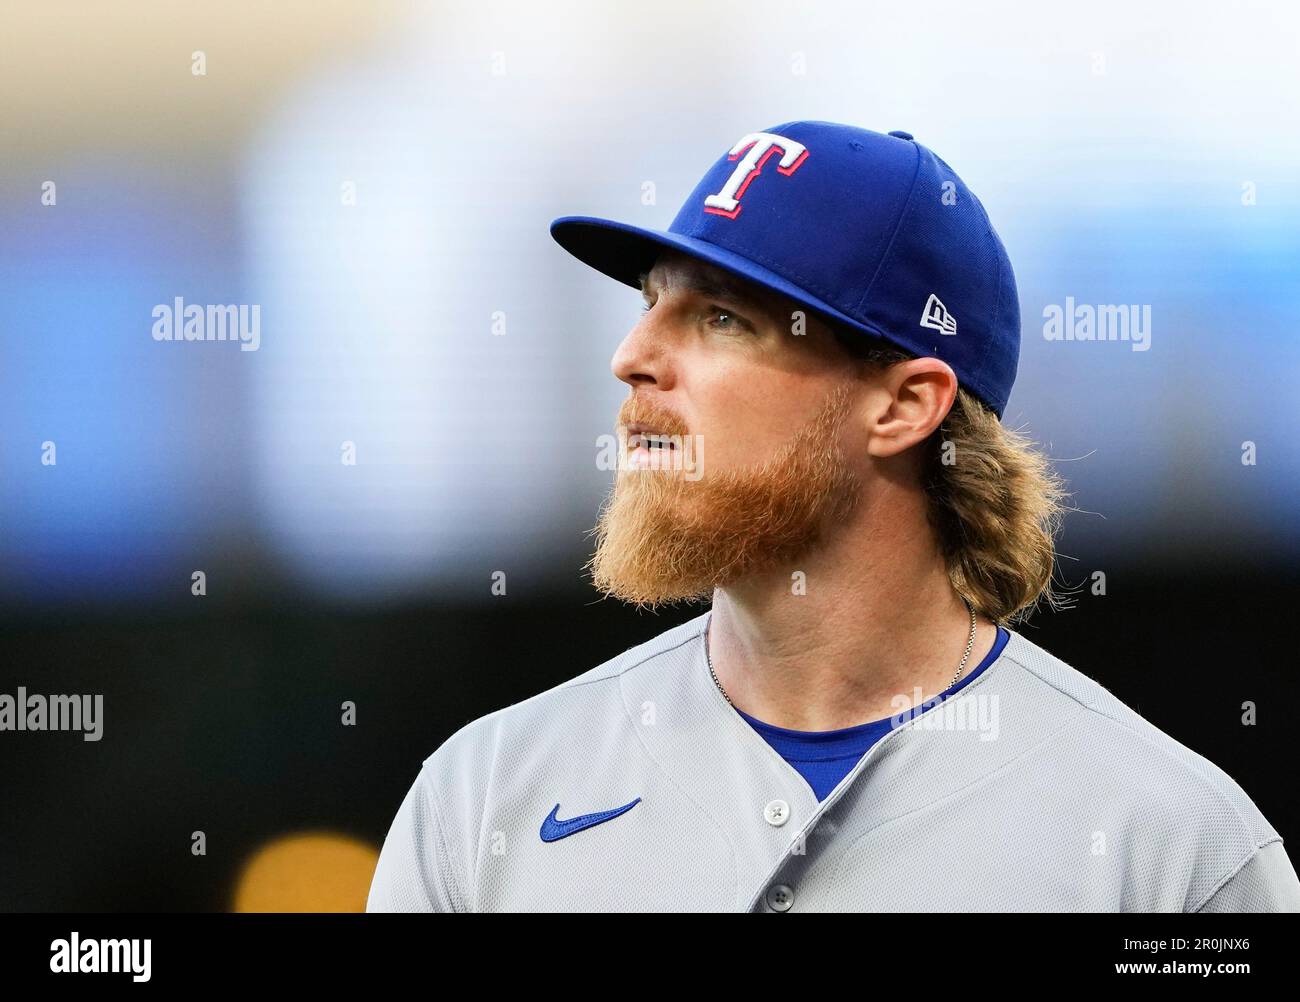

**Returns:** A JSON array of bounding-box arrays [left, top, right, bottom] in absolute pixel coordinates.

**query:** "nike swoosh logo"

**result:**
[[539, 798, 642, 842]]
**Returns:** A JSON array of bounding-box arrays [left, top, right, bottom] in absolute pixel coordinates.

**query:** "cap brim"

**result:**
[[548, 215, 885, 340]]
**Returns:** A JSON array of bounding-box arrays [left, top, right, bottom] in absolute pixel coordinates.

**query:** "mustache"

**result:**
[[617, 403, 689, 438]]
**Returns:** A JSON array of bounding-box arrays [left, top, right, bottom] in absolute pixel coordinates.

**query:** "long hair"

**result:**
[[830, 326, 1072, 626]]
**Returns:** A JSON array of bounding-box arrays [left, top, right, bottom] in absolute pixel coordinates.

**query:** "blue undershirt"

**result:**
[[733, 625, 1010, 801]]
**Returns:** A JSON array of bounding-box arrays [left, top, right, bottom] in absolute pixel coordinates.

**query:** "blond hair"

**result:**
[[832, 329, 1072, 626]]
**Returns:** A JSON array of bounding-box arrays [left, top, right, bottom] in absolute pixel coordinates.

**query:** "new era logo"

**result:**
[[920, 294, 957, 335]]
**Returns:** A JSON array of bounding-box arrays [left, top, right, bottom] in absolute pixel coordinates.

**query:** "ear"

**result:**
[[864, 358, 958, 459]]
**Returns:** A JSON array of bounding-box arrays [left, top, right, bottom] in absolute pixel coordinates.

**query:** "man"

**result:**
[[367, 121, 1300, 911]]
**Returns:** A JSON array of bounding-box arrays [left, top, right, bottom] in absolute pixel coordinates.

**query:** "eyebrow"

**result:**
[[638, 270, 759, 309]]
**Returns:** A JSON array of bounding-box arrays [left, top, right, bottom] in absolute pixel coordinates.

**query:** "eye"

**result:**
[[706, 305, 749, 332]]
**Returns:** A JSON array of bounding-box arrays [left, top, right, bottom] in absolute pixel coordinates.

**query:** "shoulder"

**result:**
[[415, 610, 708, 807], [993, 627, 1290, 908], [998, 629, 1276, 839], [406, 610, 709, 901]]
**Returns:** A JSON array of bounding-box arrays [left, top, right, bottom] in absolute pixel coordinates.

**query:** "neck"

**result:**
[[706, 481, 998, 731]]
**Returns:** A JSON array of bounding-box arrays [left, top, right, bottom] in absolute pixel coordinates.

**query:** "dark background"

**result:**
[[2, 563, 1293, 911]]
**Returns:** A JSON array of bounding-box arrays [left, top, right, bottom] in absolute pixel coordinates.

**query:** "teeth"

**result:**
[[631, 430, 670, 448]]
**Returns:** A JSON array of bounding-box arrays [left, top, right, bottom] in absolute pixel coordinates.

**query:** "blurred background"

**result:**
[[1, 0, 1298, 910]]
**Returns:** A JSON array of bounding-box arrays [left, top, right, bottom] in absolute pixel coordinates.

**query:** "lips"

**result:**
[[624, 423, 678, 453], [622, 422, 679, 470]]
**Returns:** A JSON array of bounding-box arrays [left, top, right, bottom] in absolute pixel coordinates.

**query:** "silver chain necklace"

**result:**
[[705, 595, 979, 707]]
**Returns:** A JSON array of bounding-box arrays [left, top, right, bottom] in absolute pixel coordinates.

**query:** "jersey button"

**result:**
[[763, 799, 790, 827], [766, 884, 795, 912]]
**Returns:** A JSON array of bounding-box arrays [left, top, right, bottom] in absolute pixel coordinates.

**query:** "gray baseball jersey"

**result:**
[[367, 609, 1300, 912]]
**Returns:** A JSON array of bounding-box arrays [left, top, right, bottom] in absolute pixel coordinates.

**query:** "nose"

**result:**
[[610, 306, 673, 390]]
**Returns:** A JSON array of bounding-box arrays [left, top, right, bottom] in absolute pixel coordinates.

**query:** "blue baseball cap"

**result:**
[[550, 120, 1020, 419]]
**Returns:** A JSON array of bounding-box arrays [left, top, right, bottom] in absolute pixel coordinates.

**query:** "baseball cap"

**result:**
[[549, 120, 1020, 419]]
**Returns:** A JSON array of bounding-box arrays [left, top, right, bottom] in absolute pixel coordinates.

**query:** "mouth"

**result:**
[[624, 423, 679, 466]]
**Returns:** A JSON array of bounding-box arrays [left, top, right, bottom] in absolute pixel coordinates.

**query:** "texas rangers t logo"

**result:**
[[703, 132, 809, 219]]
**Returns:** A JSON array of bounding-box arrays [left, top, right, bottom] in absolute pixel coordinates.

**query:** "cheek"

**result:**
[[693, 380, 809, 470]]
